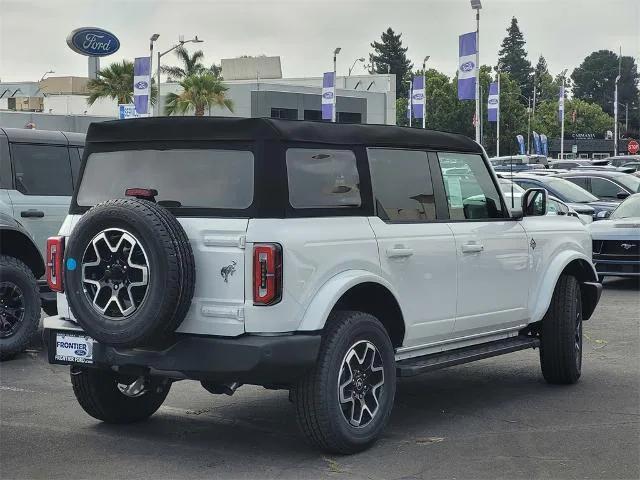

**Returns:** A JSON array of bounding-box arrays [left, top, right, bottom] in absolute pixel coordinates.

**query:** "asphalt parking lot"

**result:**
[[1, 278, 638, 480]]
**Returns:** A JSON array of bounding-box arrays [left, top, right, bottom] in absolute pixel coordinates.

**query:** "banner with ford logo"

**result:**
[[558, 85, 565, 122], [412, 76, 425, 119], [322, 72, 335, 121], [540, 134, 549, 156], [516, 135, 526, 155], [134, 57, 151, 116], [66, 27, 120, 57], [458, 32, 477, 100], [487, 82, 499, 122]]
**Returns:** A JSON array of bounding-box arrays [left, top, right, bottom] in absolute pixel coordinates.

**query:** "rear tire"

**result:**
[[292, 310, 396, 454], [70, 366, 170, 423], [539, 274, 583, 385], [0, 255, 41, 360]]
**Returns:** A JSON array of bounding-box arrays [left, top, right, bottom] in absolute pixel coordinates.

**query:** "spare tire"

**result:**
[[64, 198, 195, 347]]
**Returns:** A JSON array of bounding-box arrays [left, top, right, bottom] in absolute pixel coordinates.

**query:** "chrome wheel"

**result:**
[[81, 228, 149, 318], [337, 340, 385, 428], [0, 282, 25, 338], [575, 311, 582, 370], [117, 376, 148, 397]]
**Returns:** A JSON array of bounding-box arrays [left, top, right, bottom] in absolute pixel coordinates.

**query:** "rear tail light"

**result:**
[[253, 243, 282, 305], [46, 236, 65, 293]]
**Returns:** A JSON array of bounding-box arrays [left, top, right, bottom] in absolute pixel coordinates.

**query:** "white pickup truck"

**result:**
[[44, 117, 601, 454]]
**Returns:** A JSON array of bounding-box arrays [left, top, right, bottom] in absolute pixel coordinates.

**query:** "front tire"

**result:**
[[539, 274, 583, 384], [292, 311, 396, 454], [0, 255, 41, 360], [70, 367, 170, 423]]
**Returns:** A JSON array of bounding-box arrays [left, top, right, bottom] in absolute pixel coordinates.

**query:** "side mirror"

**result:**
[[522, 188, 548, 217], [616, 191, 630, 199], [596, 210, 611, 220]]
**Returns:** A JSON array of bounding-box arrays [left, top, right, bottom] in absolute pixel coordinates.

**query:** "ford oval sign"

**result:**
[[67, 27, 120, 57], [322, 91, 334, 100], [460, 61, 475, 72], [74, 349, 87, 356], [413, 93, 425, 101], [135, 81, 149, 90], [488, 98, 498, 105]]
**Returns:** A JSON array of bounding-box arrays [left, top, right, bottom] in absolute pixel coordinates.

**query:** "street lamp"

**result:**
[[470, 0, 482, 144], [148, 34, 160, 116], [348, 57, 365, 76], [156, 35, 204, 116], [614, 73, 621, 156], [495, 63, 502, 156], [422, 55, 430, 129], [332, 47, 341, 122], [39, 70, 54, 82], [559, 68, 568, 160]]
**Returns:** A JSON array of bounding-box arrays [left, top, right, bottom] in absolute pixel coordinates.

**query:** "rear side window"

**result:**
[[286, 148, 361, 208], [367, 148, 436, 222], [77, 149, 254, 209], [10, 144, 73, 196]]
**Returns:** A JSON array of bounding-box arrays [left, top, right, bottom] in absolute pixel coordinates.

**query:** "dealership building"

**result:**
[[0, 56, 396, 133]]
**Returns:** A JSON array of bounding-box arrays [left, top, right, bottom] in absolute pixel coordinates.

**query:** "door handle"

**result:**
[[20, 210, 44, 218], [386, 247, 414, 258], [461, 243, 484, 253]]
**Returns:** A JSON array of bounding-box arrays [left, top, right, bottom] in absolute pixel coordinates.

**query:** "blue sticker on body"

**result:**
[[66, 258, 77, 271]]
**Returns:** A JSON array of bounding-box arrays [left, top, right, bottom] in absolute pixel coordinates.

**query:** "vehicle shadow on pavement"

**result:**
[[601, 277, 640, 291]]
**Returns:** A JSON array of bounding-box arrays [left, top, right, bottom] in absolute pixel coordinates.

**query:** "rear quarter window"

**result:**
[[77, 149, 254, 209]]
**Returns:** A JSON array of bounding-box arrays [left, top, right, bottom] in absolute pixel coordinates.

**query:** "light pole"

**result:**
[[348, 57, 365, 76], [39, 70, 54, 82], [471, 0, 482, 144], [496, 64, 501, 157], [422, 55, 430, 129], [559, 69, 567, 160], [614, 74, 621, 156], [148, 34, 159, 116], [333, 47, 341, 122], [157, 35, 204, 116]]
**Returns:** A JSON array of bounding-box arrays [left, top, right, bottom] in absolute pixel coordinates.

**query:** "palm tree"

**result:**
[[164, 73, 233, 116], [160, 46, 206, 81], [87, 60, 157, 106], [87, 60, 134, 105]]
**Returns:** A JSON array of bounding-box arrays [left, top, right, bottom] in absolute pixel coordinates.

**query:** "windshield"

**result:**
[[547, 178, 598, 202], [611, 194, 640, 219], [616, 174, 640, 193]]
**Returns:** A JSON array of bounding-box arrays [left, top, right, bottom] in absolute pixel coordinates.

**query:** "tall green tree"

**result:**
[[532, 55, 556, 103], [571, 50, 639, 133], [369, 27, 413, 98], [161, 46, 206, 81], [531, 98, 613, 138], [165, 73, 233, 116], [87, 60, 156, 106], [497, 17, 533, 101]]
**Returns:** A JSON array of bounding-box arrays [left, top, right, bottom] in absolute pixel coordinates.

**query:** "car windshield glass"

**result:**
[[616, 174, 640, 193], [611, 195, 640, 219], [77, 149, 254, 209], [548, 178, 598, 202]]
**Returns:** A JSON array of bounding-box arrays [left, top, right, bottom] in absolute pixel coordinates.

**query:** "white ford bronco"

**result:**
[[44, 117, 601, 453]]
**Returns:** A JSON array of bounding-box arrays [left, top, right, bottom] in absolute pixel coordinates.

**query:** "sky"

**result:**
[[0, 0, 638, 83]]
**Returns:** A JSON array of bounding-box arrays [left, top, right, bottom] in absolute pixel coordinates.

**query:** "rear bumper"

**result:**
[[44, 316, 321, 385]]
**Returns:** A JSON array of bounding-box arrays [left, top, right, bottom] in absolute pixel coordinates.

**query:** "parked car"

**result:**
[[0, 128, 85, 316], [618, 162, 640, 177], [0, 212, 43, 359], [589, 193, 640, 281], [492, 162, 546, 173], [44, 117, 601, 454], [558, 171, 640, 201], [606, 155, 640, 168], [550, 160, 594, 170], [510, 173, 612, 219], [490, 154, 549, 168]]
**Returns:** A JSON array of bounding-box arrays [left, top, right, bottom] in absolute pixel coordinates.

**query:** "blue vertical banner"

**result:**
[[458, 32, 477, 100], [516, 135, 526, 155], [412, 76, 425, 119], [487, 82, 499, 122], [540, 134, 549, 156], [133, 57, 151, 116], [558, 84, 565, 122], [532, 131, 542, 154], [322, 72, 335, 121]]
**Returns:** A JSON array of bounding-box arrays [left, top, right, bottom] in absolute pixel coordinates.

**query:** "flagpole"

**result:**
[[496, 69, 500, 157], [474, 7, 480, 144], [560, 69, 567, 160], [422, 56, 429, 129]]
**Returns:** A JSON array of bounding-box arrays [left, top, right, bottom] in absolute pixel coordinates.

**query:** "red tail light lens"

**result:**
[[253, 243, 282, 305], [46, 236, 65, 293]]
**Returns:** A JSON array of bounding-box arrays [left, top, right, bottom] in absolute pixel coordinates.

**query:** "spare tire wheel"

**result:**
[[64, 198, 195, 347]]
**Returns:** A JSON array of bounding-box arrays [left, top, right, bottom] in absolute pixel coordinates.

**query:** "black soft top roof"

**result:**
[[1, 127, 85, 146], [86, 117, 481, 153]]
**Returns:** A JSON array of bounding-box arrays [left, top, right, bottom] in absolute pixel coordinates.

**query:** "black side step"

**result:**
[[397, 335, 540, 377]]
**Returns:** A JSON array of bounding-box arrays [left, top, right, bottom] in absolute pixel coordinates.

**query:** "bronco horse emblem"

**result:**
[[220, 261, 237, 283]]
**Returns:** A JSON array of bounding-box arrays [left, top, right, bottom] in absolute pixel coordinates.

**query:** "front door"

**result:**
[[436, 152, 530, 338], [367, 148, 457, 349], [7, 143, 74, 257]]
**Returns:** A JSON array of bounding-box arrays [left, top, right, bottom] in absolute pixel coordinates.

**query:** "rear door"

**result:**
[[7, 143, 74, 256], [436, 152, 530, 339], [367, 148, 457, 350]]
